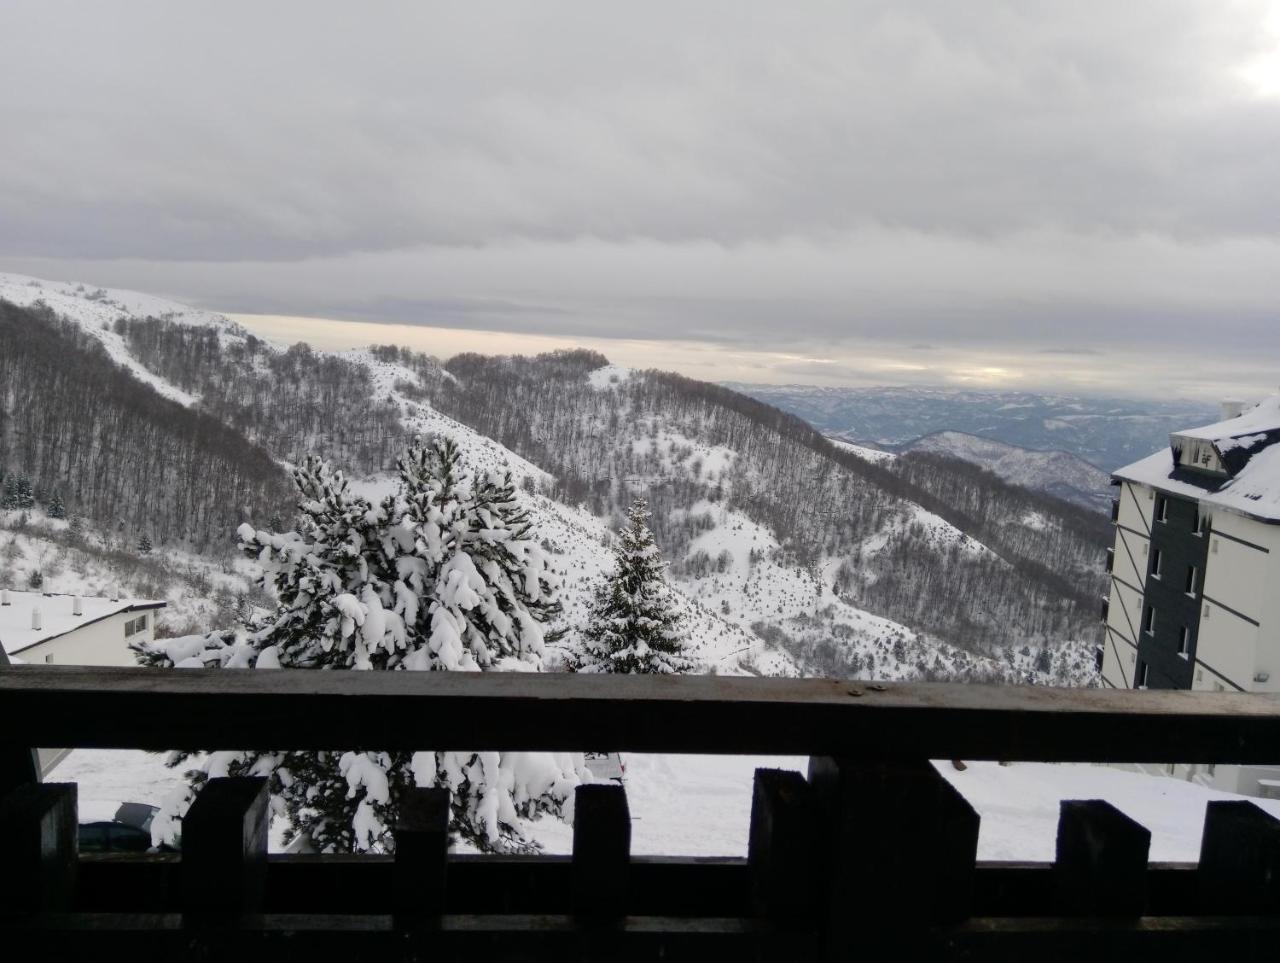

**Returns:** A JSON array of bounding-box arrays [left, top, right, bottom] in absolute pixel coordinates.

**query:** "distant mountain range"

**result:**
[[726, 384, 1218, 473]]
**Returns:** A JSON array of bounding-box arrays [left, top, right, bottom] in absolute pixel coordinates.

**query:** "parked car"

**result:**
[[78, 800, 174, 853], [584, 752, 626, 783]]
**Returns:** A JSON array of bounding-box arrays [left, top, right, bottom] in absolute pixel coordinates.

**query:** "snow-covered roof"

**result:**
[[1113, 393, 1280, 523], [1175, 395, 1280, 442], [0, 591, 165, 657]]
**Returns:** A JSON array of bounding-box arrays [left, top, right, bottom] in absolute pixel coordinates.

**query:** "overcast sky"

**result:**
[[2, 1, 1279, 397]]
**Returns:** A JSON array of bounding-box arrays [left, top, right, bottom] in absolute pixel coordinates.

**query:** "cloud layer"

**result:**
[[2, 1, 1278, 393]]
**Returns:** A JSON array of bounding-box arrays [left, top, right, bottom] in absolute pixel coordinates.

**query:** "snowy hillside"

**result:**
[[2, 273, 1105, 684], [899, 430, 1113, 511], [0, 272, 245, 406]]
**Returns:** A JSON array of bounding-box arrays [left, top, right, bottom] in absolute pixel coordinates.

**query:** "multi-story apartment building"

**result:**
[[1100, 395, 1280, 797]]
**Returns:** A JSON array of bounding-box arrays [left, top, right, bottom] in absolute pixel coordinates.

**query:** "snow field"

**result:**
[[54, 748, 1280, 862]]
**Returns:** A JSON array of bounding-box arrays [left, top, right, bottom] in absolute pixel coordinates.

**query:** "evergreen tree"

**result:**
[[576, 498, 692, 674], [27, 569, 43, 590], [135, 437, 583, 854], [47, 490, 67, 519], [14, 474, 34, 509], [67, 514, 85, 540], [137, 533, 153, 555], [0, 473, 15, 510]]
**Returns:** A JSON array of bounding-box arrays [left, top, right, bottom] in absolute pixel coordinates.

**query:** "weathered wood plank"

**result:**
[[1198, 800, 1280, 914], [181, 776, 269, 917], [747, 768, 816, 922], [1053, 800, 1150, 916], [2, 665, 1280, 762], [0, 782, 78, 911], [572, 783, 631, 919], [392, 786, 449, 922]]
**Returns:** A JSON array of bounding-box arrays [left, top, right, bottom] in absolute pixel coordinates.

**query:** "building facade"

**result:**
[[1101, 396, 1280, 798]]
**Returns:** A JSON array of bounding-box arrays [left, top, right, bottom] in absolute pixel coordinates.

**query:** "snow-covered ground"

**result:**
[[54, 748, 1280, 862], [829, 438, 897, 464]]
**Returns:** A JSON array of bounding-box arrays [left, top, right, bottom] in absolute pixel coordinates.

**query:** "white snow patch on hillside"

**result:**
[[906, 505, 988, 555], [345, 348, 553, 487], [829, 438, 896, 464], [588, 364, 632, 390]]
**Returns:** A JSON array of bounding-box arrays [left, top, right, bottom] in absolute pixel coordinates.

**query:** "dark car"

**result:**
[[78, 801, 173, 853]]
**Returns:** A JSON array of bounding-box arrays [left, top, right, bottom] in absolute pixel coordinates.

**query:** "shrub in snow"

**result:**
[[135, 436, 585, 854], [574, 498, 692, 674]]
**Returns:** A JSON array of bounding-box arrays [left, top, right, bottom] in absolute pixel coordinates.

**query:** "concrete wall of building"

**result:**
[[1195, 510, 1278, 694], [1102, 481, 1153, 689], [15, 609, 156, 668]]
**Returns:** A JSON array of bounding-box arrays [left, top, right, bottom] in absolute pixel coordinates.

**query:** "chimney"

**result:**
[[1220, 400, 1245, 420], [72, 595, 83, 617], [1, 589, 10, 606], [32, 606, 42, 631]]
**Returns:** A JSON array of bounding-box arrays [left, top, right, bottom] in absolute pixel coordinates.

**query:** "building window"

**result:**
[[1144, 605, 1156, 635], [1185, 565, 1198, 596], [1179, 626, 1191, 657], [1156, 496, 1169, 522], [1138, 661, 1150, 689], [44, 654, 55, 664], [1150, 549, 1163, 578], [123, 614, 149, 638]]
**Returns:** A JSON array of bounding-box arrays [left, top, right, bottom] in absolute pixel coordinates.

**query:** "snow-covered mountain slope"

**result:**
[[0, 272, 238, 405], [3, 274, 1105, 685], [898, 430, 1113, 512]]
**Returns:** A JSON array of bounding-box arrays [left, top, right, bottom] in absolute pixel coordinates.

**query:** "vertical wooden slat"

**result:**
[[0, 647, 40, 800], [808, 757, 979, 958], [392, 786, 450, 922], [1053, 799, 1151, 916], [572, 783, 631, 919], [180, 776, 269, 917], [0, 782, 78, 912], [1199, 800, 1280, 914], [748, 767, 816, 922]]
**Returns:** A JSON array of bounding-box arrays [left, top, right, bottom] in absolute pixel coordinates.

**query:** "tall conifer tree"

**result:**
[[577, 498, 691, 674]]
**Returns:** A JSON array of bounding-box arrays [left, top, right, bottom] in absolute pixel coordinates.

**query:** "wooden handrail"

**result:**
[[2, 664, 1279, 762]]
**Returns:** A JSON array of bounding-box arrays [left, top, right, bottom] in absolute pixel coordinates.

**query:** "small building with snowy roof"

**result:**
[[0, 589, 164, 668], [1100, 394, 1280, 798]]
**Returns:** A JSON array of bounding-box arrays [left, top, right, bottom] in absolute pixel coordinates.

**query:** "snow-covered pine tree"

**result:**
[[575, 498, 692, 674], [136, 533, 153, 555], [14, 474, 34, 510], [135, 437, 584, 854], [47, 490, 67, 519]]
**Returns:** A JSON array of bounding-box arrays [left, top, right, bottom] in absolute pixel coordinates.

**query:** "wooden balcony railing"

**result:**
[[2, 665, 1280, 960]]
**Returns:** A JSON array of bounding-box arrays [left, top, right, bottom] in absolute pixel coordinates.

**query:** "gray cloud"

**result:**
[[1, 1, 1279, 392]]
